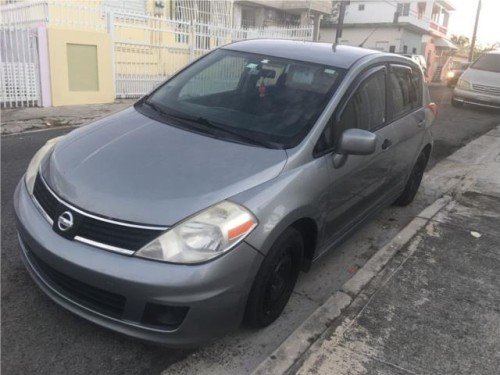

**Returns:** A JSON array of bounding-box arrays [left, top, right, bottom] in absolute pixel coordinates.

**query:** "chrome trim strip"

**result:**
[[74, 236, 135, 255], [455, 97, 500, 109], [38, 173, 168, 231], [32, 195, 54, 225]]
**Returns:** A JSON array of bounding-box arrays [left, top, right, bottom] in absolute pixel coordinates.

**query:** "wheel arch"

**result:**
[[246, 209, 320, 272]]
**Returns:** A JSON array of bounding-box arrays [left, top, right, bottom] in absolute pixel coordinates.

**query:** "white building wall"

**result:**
[[319, 26, 422, 54], [343, 1, 432, 31], [233, 4, 242, 28], [401, 29, 425, 53], [343, 1, 396, 24]]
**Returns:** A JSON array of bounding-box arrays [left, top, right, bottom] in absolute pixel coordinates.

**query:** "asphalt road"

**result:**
[[1, 85, 499, 375]]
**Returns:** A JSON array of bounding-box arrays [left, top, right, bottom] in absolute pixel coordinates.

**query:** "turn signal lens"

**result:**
[[25, 136, 63, 195]]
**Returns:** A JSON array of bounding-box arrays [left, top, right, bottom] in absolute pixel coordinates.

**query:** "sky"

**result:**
[[448, 0, 500, 46]]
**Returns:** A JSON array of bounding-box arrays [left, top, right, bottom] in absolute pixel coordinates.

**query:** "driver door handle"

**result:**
[[381, 139, 392, 150]]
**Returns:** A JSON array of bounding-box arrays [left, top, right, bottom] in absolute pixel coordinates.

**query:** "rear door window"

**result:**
[[388, 65, 422, 120]]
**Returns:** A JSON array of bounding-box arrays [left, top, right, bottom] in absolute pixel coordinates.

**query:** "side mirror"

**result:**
[[332, 129, 377, 169], [337, 128, 377, 155]]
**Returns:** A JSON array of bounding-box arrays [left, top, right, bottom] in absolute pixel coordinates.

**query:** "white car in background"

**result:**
[[452, 51, 500, 109], [401, 54, 428, 76]]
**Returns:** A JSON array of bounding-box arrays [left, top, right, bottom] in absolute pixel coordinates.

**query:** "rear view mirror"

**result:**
[[260, 69, 276, 79], [337, 128, 377, 155]]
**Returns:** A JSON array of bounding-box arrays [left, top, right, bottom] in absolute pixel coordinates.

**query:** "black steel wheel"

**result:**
[[393, 151, 429, 206], [244, 228, 303, 328]]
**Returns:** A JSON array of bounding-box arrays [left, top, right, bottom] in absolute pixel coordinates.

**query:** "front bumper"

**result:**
[[14, 180, 263, 346], [453, 87, 500, 108]]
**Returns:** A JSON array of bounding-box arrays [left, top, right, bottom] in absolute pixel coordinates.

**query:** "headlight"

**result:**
[[136, 201, 258, 264], [457, 79, 471, 90], [446, 71, 455, 78], [25, 136, 62, 195]]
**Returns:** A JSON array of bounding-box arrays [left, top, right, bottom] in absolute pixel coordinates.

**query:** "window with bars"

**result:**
[[396, 2, 410, 17]]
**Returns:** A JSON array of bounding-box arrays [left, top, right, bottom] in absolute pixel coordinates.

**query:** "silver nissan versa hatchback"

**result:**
[[15, 39, 436, 346]]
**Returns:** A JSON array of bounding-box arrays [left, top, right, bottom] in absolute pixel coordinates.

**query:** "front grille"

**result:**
[[472, 83, 500, 96], [78, 218, 161, 251], [33, 174, 58, 220], [28, 248, 126, 318], [32, 173, 165, 253]]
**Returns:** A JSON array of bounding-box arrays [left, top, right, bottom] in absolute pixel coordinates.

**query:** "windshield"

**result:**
[[137, 49, 345, 149], [471, 54, 500, 73]]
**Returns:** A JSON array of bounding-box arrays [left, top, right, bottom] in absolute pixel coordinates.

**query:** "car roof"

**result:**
[[222, 39, 382, 69]]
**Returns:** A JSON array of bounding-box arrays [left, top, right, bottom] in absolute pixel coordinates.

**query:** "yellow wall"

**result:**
[[48, 27, 114, 106]]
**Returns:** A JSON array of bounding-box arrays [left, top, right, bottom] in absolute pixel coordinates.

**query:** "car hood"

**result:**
[[42, 107, 287, 225], [462, 68, 500, 86]]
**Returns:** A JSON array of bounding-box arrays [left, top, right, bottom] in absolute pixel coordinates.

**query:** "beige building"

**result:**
[[1, 0, 313, 108]]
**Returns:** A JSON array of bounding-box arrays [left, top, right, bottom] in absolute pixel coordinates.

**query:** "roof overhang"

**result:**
[[331, 22, 427, 35], [234, 0, 331, 15], [436, 0, 456, 11], [434, 37, 457, 49]]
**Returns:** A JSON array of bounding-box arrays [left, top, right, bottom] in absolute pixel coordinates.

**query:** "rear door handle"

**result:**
[[381, 139, 392, 150]]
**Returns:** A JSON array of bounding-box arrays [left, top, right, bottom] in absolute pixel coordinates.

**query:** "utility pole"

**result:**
[[335, 1, 350, 45], [469, 0, 481, 62]]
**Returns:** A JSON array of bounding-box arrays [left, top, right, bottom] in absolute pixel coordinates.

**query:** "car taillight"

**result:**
[[428, 102, 438, 117]]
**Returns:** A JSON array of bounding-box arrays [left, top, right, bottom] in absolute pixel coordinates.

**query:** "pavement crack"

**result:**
[[337, 343, 423, 375], [292, 291, 320, 305]]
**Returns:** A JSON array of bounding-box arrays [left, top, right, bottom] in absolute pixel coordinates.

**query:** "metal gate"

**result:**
[[111, 12, 192, 98], [1, 2, 45, 108], [110, 11, 313, 99]]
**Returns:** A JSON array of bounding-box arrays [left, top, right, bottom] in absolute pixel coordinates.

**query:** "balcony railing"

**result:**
[[430, 21, 448, 36], [399, 15, 429, 32]]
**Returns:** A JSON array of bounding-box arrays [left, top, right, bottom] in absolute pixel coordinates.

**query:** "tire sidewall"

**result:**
[[244, 228, 304, 328]]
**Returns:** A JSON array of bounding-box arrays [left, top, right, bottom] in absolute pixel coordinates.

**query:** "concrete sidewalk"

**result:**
[[1, 99, 134, 135], [254, 126, 500, 375]]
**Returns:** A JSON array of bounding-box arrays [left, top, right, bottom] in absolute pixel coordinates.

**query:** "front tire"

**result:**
[[244, 228, 304, 328], [393, 151, 429, 206]]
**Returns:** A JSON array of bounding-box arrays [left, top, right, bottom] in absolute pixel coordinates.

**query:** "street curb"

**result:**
[[0, 124, 80, 137], [251, 195, 452, 375]]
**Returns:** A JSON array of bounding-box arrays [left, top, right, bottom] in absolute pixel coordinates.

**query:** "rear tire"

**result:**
[[393, 151, 429, 206], [244, 228, 303, 328]]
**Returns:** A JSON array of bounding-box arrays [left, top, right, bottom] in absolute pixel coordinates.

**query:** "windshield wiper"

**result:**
[[143, 99, 280, 148], [144, 99, 168, 115], [193, 117, 279, 149], [143, 102, 278, 149]]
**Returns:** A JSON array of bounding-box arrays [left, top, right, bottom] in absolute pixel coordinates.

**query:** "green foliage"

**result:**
[[321, 1, 341, 28], [451, 34, 500, 61]]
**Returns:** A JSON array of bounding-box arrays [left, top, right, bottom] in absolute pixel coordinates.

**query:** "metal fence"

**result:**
[[1, 1, 313, 104], [111, 12, 192, 98], [0, 2, 47, 108], [111, 11, 313, 98]]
